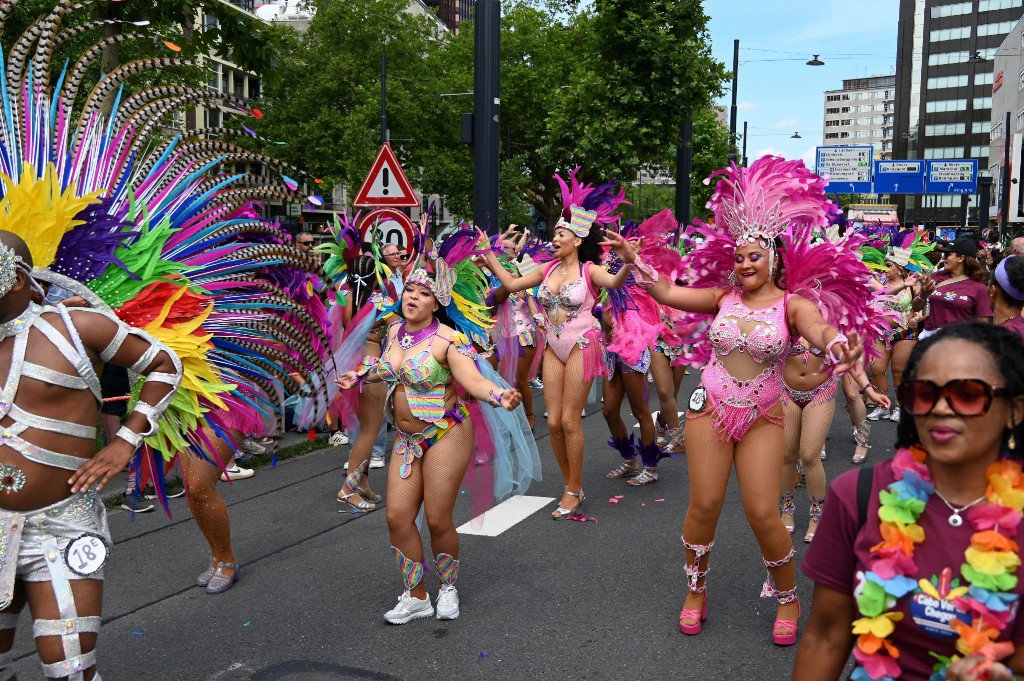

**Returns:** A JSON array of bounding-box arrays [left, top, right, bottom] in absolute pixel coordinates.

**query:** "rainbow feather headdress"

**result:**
[[553, 167, 628, 238]]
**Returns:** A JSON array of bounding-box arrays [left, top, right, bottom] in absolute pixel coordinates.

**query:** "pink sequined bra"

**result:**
[[708, 291, 790, 363]]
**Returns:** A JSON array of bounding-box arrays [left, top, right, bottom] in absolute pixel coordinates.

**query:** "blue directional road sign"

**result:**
[[873, 160, 925, 194], [925, 160, 978, 195], [816, 145, 873, 194]]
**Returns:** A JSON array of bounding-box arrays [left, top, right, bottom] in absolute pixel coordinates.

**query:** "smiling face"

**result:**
[[733, 241, 773, 290], [551, 225, 581, 259], [401, 282, 438, 324], [912, 338, 1017, 466]]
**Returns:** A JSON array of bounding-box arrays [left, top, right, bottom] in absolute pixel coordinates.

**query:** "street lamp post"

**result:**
[[473, 0, 500, 232], [728, 39, 738, 161]]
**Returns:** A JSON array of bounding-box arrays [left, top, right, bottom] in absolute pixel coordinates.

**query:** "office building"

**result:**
[[988, 13, 1024, 228], [893, 0, 1022, 226], [822, 75, 896, 160], [422, 0, 472, 33]]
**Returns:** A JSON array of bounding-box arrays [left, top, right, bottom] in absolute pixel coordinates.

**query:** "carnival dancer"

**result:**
[[794, 322, 1024, 681], [0, 233, 181, 680], [608, 156, 872, 645], [337, 230, 539, 624], [991, 255, 1024, 340], [481, 169, 630, 519]]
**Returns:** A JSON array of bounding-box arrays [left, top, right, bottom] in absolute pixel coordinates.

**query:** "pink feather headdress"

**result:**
[[553, 167, 629, 237], [705, 156, 833, 244]]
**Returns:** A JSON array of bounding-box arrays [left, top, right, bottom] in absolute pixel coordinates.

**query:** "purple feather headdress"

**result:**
[[553, 167, 629, 236]]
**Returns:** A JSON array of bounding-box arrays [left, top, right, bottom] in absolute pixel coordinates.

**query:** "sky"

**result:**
[[704, 0, 900, 168]]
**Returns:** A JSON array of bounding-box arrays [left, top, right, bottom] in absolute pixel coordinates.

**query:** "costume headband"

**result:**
[[996, 257, 1024, 302], [405, 266, 455, 306], [0, 244, 24, 298], [888, 246, 912, 268]]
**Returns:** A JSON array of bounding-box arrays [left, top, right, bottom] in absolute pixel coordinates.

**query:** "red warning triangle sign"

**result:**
[[352, 142, 421, 208]]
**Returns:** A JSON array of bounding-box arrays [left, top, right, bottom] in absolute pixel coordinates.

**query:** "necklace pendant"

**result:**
[[399, 334, 413, 349], [948, 512, 963, 528]]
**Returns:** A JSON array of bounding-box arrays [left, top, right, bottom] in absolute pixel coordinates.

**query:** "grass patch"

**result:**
[[103, 435, 331, 511]]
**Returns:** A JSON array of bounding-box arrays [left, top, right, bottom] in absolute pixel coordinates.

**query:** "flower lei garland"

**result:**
[[851, 445, 1024, 681]]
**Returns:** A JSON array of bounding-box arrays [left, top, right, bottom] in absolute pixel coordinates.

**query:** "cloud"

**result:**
[[738, 101, 757, 111], [754, 146, 781, 158], [775, 118, 800, 129], [801, 146, 818, 167]]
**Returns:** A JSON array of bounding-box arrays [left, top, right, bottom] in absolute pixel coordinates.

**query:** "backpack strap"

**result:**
[[857, 466, 875, 530]]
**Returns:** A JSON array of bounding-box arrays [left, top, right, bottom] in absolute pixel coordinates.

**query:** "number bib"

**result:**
[[689, 386, 707, 413], [64, 533, 109, 577]]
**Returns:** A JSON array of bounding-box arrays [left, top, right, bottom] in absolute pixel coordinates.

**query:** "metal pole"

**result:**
[[380, 52, 389, 143], [742, 121, 748, 166], [1002, 110, 1012, 238], [676, 107, 693, 227], [729, 39, 739, 161], [473, 0, 501, 231]]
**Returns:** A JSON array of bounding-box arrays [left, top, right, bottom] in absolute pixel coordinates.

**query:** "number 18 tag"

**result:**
[[64, 533, 109, 577]]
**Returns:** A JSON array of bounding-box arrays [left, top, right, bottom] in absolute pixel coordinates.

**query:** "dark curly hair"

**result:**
[[895, 321, 1024, 457]]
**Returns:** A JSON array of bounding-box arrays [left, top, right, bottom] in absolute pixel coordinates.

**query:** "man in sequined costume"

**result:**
[[0, 232, 181, 681]]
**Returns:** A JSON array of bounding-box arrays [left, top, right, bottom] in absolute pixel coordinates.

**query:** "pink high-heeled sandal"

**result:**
[[679, 596, 707, 635], [772, 602, 800, 646]]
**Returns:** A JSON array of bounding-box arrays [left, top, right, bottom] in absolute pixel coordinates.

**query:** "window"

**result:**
[[927, 75, 968, 89], [975, 72, 994, 86], [930, 26, 971, 42], [825, 133, 840, 140], [873, 116, 885, 124], [974, 96, 992, 110], [840, 132, 850, 138], [857, 117, 872, 125], [928, 52, 969, 66], [992, 120, 1004, 139], [841, 119, 852, 125], [825, 120, 840, 127], [826, 107, 840, 114], [826, 94, 841, 102], [1017, 108, 1024, 131], [931, 1, 971, 16], [841, 106, 850, 113], [855, 130, 871, 138], [926, 123, 966, 136], [978, 21, 1016, 38], [979, 0, 1023, 10], [974, 121, 991, 134], [925, 99, 967, 113]]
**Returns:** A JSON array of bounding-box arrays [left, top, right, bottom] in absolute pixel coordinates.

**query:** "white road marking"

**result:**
[[457, 495, 556, 537]]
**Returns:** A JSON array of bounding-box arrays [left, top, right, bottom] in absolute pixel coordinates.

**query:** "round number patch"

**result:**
[[64, 533, 109, 577], [688, 386, 707, 413]]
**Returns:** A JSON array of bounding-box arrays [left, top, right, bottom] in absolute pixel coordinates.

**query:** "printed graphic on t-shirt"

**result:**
[[910, 568, 969, 639]]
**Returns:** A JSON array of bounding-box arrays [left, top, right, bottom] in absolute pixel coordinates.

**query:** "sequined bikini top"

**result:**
[[708, 290, 790, 365], [0, 303, 104, 471], [537, 264, 589, 319]]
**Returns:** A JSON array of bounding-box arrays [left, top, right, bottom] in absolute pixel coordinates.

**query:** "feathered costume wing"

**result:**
[[1, 1, 330, 512]]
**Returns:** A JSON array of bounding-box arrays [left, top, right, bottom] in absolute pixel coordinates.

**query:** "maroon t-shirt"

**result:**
[[923, 273, 993, 331], [802, 461, 1024, 680], [1002, 316, 1024, 342]]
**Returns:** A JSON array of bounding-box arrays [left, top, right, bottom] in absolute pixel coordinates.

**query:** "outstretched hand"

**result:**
[[501, 388, 523, 411], [335, 371, 359, 390], [600, 230, 637, 263], [832, 333, 864, 376]]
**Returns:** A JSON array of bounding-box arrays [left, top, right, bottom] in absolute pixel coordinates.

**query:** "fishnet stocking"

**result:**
[[181, 431, 235, 564], [682, 407, 795, 608], [780, 395, 833, 532], [341, 379, 386, 496], [891, 338, 916, 390], [542, 347, 593, 492], [516, 344, 537, 429], [651, 350, 684, 431], [869, 340, 890, 398], [385, 410, 473, 597], [843, 374, 867, 427], [602, 369, 656, 446]]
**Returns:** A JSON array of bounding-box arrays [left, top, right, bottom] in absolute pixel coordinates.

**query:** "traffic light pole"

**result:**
[[473, 0, 501, 232]]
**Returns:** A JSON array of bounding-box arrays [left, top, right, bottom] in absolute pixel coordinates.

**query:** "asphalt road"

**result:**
[[6, 373, 899, 680]]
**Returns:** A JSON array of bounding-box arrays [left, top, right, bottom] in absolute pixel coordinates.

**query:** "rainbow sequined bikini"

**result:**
[[692, 290, 790, 442], [373, 327, 474, 478]]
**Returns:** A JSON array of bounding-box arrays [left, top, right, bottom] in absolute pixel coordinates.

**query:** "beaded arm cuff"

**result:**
[[355, 355, 379, 377], [824, 333, 849, 363], [630, 259, 659, 289], [115, 426, 144, 448]]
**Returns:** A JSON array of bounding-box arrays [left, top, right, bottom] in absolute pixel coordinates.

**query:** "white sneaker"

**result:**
[[529, 378, 543, 389], [220, 464, 255, 482], [329, 431, 349, 446], [370, 456, 386, 469], [240, 437, 265, 456], [866, 406, 889, 421], [436, 585, 460, 620], [889, 407, 901, 423], [384, 590, 434, 624]]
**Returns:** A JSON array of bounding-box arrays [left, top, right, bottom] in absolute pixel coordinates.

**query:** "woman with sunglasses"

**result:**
[[608, 157, 870, 646], [481, 170, 629, 520], [918, 236, 992, 341], [795, 322, 1024, 681], [990, 255, 1024, 341]]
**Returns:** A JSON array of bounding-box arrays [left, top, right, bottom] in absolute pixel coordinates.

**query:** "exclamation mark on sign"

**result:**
[[382, 168, 390, 196]]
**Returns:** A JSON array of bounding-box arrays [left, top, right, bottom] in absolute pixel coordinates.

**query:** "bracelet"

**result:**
[[824, 334, 849, 363], [115, 426, 144, 449], [859, 384, 874, 395], [630, 259, 659, 289], [487, 389, 504, 408]]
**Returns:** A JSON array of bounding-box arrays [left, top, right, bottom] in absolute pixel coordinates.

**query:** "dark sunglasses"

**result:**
[[897, 379, 1009, 417], [297, 240, 314, 246], [399, 254, 410, 261]]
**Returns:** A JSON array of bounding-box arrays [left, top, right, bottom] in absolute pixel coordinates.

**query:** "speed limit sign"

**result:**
[[358, 208, 416, 252]]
